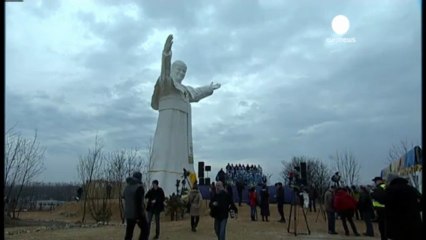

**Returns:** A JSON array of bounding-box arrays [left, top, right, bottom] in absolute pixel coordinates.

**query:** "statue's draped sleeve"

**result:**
[[186, 85, 214, 102]]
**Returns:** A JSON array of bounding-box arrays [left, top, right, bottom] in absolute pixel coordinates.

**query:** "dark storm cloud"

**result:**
[[5, 0, 421, 184]]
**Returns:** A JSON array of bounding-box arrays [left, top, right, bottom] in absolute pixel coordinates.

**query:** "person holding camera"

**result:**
[[209, 181, 238, 240], [331, 172, 341, 187]]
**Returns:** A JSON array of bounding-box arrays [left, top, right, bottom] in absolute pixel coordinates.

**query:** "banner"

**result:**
[[381, 146, 422, 193]]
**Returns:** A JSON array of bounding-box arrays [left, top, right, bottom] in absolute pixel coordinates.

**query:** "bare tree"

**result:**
[[5, 128, 25, 206], [106, 149, 144, 224], [387, 139, 416, 164], [4, 128, 45, 218], [14, 130, 45, 218], [308, 160, 333, 203], [106, 150, 127, 223], [77, 135, 104, 223], [330, 150, 360, 187], [87, 160, 113, 223], [141, 137, 154, 190], [281, 156, 307, 185], [281, 156, 332, 197], [386, 140, 421, 190], [106, 138, 153, 223]]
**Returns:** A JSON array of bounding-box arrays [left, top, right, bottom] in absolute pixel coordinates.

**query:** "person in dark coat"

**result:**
[[209, 182, 217, 203], [123, 171, 149, 240], [358, 185, 375, 237], [275, 182, 286, 222], [216, 168, 226, 183], [209, 181, 238, 240], [145, 180, 165, 240], [384, 174, 422, 240], [260, 184, 270, 221], [371, 176, 387, 240], [236, 179, 245, 207], [76, 187, 83, 201], [308, 186, 318, 212], [333, 188, 360, 236], [226, 183, 234, 203]]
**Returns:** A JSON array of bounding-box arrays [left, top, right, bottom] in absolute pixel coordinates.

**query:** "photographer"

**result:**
[[331, 172, 341, 187]]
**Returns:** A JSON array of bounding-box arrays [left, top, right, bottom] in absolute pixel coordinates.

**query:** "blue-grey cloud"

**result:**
[[5, 0, 421, 185]]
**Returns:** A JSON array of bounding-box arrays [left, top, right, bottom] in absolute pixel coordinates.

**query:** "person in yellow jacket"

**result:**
[[371, 176, 386, 240]]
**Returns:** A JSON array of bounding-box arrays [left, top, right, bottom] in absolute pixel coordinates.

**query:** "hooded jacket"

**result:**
[[123, 177, 145, 220]]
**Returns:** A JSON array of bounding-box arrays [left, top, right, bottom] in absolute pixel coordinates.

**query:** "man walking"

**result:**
[[209, 181, 238, 240], [123, 171, 149, 240], [145, 180, 165, 239]]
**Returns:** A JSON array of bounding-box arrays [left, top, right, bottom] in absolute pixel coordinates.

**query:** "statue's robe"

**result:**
[[150, 74, 213, 196]]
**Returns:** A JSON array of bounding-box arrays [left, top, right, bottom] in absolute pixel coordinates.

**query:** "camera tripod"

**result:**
[[315, 201, 327, 222], [287, 188, 311, 236]]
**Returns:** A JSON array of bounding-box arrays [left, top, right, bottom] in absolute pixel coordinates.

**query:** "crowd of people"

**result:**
[[324, 174, 423, 240], [121, 169, 422, 240], [220, 163, 267, 187]]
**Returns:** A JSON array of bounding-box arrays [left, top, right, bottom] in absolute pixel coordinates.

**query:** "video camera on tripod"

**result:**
[[287, 162, 311, 236], [176, 168, 193, 196], [288, 162, 308, 192]]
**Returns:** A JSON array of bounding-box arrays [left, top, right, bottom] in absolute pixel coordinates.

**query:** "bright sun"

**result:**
[[331, 15, 350, 35]]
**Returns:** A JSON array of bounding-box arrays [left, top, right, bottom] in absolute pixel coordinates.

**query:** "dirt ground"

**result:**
[[4, 200, 381, 240]]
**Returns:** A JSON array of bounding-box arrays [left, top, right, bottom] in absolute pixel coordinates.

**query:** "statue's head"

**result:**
[[171, 60, 187, 83]]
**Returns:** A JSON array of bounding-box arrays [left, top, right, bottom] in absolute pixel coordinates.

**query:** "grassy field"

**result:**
[[4, 200, 381, 240]]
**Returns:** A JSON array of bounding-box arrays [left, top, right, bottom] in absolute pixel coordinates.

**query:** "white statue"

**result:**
[[149, 34, 221, 196]]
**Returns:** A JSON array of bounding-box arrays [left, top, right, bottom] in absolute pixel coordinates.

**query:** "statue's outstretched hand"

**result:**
[[163, 34, 173, 54], [210, 82, 221, 90]]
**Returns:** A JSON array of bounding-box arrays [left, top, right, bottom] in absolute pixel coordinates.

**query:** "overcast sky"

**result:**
[[6, 0, 421, 186]]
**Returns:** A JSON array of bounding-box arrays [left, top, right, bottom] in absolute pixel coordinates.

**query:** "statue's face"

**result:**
[[171, 62, 187, 83]]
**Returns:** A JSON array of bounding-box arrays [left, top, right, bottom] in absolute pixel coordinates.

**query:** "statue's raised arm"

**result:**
[[161, 34, 173, 79]]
